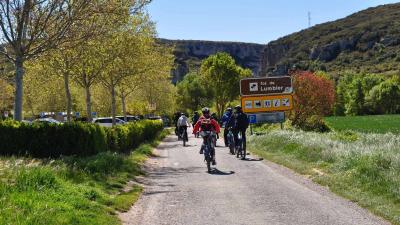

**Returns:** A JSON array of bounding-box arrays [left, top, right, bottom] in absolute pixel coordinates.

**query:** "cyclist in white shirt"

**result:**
[[177, 113, 190, 140]]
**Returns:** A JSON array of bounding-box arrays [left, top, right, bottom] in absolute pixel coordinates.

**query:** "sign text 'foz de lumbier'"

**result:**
[[240, 76, 292, 96]]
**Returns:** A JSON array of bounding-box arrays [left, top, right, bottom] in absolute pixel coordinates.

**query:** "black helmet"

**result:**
[[194, 111, 198, 114], [202, 107, 210, 114], [234, 105, 242, 112]]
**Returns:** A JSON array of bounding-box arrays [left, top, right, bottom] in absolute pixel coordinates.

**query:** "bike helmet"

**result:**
[[226, 107, 232, 112], [234, 105, 242, 112], [202, 107, 210, 114]]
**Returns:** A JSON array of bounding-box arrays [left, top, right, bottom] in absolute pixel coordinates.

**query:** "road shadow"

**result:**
[[208, 168, 235, 175], [241, 157, 263, 162]]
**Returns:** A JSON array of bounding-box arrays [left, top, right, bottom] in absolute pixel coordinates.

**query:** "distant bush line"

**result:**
[[0, 120, 163, 157]]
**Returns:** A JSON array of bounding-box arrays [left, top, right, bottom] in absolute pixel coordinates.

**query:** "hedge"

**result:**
[[0, 120, 163, 157]]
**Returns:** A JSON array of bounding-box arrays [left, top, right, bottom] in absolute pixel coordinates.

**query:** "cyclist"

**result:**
[[177, 113, 190, 140], [232, 105, 249, 160], [193, 107, 220, 165], [192, 111, 200, 138], [221, 107, 233, 147], [192, 111, 200, 127], [174, 112, 181, 136]]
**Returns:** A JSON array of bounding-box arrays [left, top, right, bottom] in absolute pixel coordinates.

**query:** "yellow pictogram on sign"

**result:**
[[241, 95, 293, 113]]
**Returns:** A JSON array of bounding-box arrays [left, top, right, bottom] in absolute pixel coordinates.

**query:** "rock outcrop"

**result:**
[[159, 39, 264, 83]]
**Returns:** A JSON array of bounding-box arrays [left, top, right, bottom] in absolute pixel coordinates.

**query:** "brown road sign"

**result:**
[[240, 76, 292, 96]]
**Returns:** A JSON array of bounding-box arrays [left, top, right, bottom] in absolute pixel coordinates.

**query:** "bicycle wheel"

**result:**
[[229, 141, 235, 154], [183, 130, 187, 146], [206, 160, 211, 172]]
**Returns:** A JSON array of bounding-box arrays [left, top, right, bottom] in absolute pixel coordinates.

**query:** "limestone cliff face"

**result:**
[[159, 39, 264, 83]]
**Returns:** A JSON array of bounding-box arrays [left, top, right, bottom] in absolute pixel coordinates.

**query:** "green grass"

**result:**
[[111, 186, 143, 212], [248, 129, 400, 225], [325, 114, 400, 134], [0, 128, 170, 225]]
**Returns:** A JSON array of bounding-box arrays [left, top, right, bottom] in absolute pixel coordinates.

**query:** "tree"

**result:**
[[291, 70, 335, 126], [0, 0, 97, 120], [24, 61, 68, 117], [100, 13, 161, 125], [0, 78, 13, 116], [200, 52, 251, 118], [345, 78, 365, 115], [176, 72, 212, 113], [0, 0, 151, 121], [137, 44, 175, 116], [366, 79, 400, 114], [70, 40, 109, 121]]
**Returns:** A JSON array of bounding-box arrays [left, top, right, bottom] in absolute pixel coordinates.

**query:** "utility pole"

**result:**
[[308, 11, 311, 28]]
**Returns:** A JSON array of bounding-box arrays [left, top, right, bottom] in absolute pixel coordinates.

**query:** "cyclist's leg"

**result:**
[[223, 128, 228, 146], [184, 126, 188, 140], [241, 129, 247, 158], [211, 142, 216, 165], [233, 129, 239, 148], [200, 136, 207, 154]]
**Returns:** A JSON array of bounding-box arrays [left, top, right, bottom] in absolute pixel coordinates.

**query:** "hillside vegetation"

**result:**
[[261, 3, 400, 75]]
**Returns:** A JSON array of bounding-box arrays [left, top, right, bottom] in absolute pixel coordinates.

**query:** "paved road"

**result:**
[[119, 129, 390, 225]]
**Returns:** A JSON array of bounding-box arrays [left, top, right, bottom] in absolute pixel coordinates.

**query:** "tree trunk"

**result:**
[[121, 94, 127, 122], [63, 73, 72, 122], [111, 85, 116, 126], [14, 58, 25, 121], [85, 86, 92, 122], [216, 100, 225, 120]]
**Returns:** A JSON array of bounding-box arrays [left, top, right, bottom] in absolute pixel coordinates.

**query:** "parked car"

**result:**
[[92, 117, 126, 127], [116, 115, 140, 123], [21, 120, 33, 125], [33, 118, 62, 124], [147, 116, 163, 123]]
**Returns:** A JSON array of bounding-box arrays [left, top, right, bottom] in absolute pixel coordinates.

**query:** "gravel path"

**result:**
[[119, 129, 390, 225]]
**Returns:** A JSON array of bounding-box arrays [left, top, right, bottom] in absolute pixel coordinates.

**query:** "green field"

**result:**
[[325, 114, 400, 133]]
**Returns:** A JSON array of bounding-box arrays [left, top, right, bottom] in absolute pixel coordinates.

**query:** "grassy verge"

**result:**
[[0, 129, 170, 225], [325, 114, 400, 134], [248, 129, 400, 225]]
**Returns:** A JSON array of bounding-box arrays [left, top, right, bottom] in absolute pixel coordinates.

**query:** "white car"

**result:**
[[92, 117, 126, 127]]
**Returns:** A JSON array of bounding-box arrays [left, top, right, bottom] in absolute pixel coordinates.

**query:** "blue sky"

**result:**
[[147, 0, 399, 44]]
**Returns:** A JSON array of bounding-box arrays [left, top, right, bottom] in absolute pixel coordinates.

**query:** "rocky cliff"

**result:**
[[261, 3, 400, 76], [159, 39, 264, 83]]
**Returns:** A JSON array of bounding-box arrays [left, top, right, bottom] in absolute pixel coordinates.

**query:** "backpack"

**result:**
[[200, 119, 213, 131], [235, 112, 249, 130]]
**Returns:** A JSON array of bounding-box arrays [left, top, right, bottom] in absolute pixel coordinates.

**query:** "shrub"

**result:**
[[290, 70, 335, 128], [0, 120, 163, 157], [297, 115, 331, 133]]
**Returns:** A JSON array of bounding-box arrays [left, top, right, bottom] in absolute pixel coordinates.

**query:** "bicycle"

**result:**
[[200, 131, 215, 172], [179, 126, 188, 146], [235, 131, 245, 159], [226, 128, 235, 155]]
